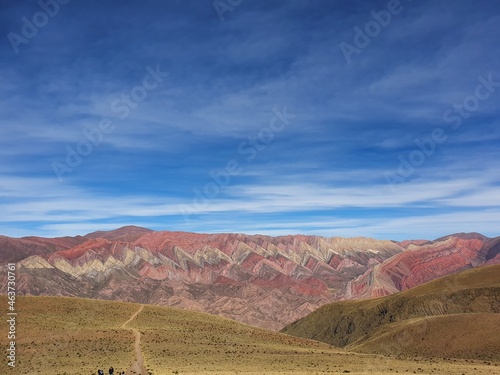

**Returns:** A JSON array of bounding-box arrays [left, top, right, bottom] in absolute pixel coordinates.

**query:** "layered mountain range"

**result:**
[[1, 226, 499, 330]]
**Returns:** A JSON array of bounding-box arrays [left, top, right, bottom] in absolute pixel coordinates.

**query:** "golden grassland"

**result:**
[[1, 295, 137, 375], [0, 295, 499, 375], [349, 313, 500, 360]]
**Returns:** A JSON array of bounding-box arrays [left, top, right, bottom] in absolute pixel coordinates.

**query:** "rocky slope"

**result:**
[[0, 234, 86, 263], [1, 226, 499, 330], [347, 232, 500, 299]]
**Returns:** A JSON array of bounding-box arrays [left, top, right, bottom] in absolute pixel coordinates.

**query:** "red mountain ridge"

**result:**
[[1, 226, 499, 330]]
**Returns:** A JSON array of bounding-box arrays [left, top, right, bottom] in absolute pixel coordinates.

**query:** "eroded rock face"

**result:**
[[2, 227, 498, 330], [347, 233, 500, 300]]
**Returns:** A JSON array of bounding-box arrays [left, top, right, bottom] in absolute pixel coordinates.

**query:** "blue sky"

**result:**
[[1, 0, 500, 240]]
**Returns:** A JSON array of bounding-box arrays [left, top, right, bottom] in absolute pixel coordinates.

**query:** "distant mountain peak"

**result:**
[[85, 225, 154, 242], [434, 232, 487, 242]]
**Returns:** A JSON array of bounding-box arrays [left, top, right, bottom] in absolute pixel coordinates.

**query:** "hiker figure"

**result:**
[[109, 367, 114, 375], [98, 370, 104, 375]]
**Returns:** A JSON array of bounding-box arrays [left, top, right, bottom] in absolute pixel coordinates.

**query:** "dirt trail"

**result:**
[[120, 304, 147, 375]]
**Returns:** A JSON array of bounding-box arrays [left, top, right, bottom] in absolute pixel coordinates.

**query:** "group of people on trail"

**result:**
[[97, 367, 125, 375]]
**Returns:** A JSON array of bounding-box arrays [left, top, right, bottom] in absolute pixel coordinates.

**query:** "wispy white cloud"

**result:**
[[1, 169, 499, 239]]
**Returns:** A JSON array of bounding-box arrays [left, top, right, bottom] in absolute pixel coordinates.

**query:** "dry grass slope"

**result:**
[[1, 294, 499, 374], [348, 313, 500, 360], [281, 265, 500, 361], [0, 295, 138, 375]]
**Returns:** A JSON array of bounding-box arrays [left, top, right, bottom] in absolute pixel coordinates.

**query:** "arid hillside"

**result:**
[[1, 295, 499, 375], [281, 265, 500, 360]]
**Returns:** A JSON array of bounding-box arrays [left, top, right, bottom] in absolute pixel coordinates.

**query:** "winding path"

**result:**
[[120, 304, 147, 375]]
